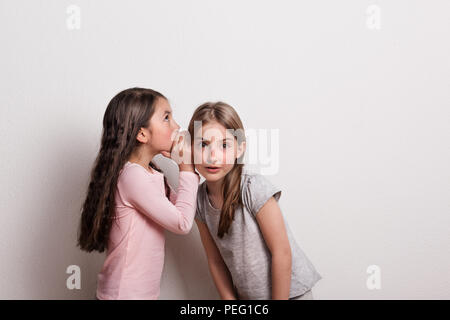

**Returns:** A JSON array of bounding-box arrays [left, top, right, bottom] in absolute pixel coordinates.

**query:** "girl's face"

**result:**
[[147, 98, 180, 153], [193, 121, 245, 183]]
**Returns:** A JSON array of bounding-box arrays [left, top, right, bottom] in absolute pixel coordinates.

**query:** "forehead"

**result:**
[[154, 97, 171, 114], [195, 121, 235, 140]]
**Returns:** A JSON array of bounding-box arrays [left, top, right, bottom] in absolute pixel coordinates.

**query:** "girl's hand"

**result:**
[[162, 130, 195, 173]]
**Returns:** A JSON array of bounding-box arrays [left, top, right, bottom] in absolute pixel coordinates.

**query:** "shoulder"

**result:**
[[121, 162, 161, 176], [118, 162, 162, 187], [240, 170, 278, 194], [241, 169, 282, 215], [195, 181, 208, 222], [196, 180, 207, 207]]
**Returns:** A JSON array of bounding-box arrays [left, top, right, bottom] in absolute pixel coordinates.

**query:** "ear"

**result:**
[[136, 127, 151, 144], [237, 141, 246, 159]]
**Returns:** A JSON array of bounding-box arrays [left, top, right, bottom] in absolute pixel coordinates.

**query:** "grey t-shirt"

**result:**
[[195, 171, 322, 300]]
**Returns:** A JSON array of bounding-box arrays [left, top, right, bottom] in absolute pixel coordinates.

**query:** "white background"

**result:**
[[0, 0, 449, 299]]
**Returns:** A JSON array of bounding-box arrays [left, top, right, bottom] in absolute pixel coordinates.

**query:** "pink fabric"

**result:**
[[96, 161, 199, 300]]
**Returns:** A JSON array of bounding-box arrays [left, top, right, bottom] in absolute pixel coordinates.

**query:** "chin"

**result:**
[[198, 171, 225, 182], [203, 174, 224, 182]]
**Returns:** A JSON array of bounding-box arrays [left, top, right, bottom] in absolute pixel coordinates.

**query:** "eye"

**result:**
[[223, 143, 228, 148], [164, 114, 170, 121], [201, 141, 208, 148]]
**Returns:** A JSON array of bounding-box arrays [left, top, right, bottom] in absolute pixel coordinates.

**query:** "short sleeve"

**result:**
[[242, 173, 282, 217]]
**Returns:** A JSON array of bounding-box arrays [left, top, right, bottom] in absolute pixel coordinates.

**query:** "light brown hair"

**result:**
[[188, 102, 246, 238]]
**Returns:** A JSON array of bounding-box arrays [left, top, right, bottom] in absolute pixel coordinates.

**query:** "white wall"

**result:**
[[0, 0, 449, 299]]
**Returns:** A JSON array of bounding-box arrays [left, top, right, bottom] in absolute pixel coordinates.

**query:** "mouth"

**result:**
[[205, 166, 221, 173]]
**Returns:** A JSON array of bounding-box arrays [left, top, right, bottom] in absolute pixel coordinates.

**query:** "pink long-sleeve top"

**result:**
[[96, 161, 199, 300]]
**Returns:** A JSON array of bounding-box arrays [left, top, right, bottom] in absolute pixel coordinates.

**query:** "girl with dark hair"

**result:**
[[77, 87, 199, 299]]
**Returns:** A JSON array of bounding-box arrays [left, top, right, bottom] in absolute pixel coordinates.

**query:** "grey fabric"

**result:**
[[289, 289, 314, 300], [195, 171, 322, 300]]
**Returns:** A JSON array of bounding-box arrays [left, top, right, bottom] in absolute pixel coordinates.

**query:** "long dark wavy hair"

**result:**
[[188, 102, 246, 238], [77, 87, 169, 253]]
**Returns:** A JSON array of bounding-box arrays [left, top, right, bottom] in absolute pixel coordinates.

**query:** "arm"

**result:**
[[168, 184, 178, 205], [121, 166, 199, 235], [256, 197, 292, 300], [196, 219, 238, 300], [168, 171, 200, 205]]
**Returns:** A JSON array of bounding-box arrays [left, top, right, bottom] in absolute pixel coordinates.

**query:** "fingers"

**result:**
[[169, 129, 182, 152], [163, 130, 192, 164]]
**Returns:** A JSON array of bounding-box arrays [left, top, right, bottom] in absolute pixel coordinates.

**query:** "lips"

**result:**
[[205, 166, 221, 173]]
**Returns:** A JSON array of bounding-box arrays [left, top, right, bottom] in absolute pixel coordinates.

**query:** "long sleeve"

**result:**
[[169, 184, 178, 205], [118, 165, 200, 235]]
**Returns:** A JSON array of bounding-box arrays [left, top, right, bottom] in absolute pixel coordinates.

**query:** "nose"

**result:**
[[206, 146, 218, 165]]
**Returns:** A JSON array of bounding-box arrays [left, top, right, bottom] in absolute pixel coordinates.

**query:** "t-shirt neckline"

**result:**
[[204, 183, 221, 212]]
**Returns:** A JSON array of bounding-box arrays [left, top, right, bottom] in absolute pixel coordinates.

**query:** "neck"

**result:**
[[128, 146, 158, 173], [206, 178, 224, 198]]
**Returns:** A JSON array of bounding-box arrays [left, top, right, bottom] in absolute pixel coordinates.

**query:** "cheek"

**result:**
[[224, 148, 236, 164], [192, 147, 203, 163], [160, 126, 173, 145], [222, 163, 235, 175], [221, 150, 228, 162], [152, 125, 172, 148], [166, 127, 174, 142]]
